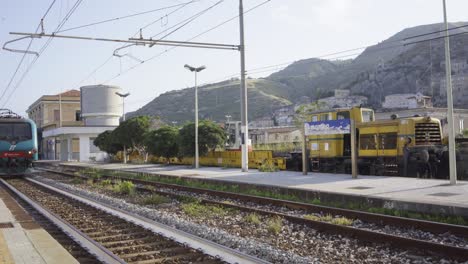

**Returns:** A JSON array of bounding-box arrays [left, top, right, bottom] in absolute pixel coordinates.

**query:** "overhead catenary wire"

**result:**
[[76, 0, 199, 87], [0, 0, 58, 105], [2, 0, 83, 107], [206, 27, 468, 84], [102, 0, 273, 84], [55, 1, 199, 33]]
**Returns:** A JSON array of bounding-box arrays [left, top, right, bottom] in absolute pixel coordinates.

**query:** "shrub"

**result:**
[[258, 162, 279, 172]]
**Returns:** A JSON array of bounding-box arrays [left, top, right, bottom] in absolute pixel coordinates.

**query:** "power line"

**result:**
[[56, 2, 198, 33], [2, 0, 83, 107], [102, 0, 272, 84], [76, 0, 198, 87], [102, 0, 232, 84], [403, 23, 468, 41], [0, 0, 57, 104]]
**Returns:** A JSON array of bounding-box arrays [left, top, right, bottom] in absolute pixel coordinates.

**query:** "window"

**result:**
[[360, 134, 377, 150], [0, 123, 32, 140], [75, 110, 82, 121], [337, 111, 350, 120], [312, 115, 318, 122], [362, 110, 374, 122], [54, 110, 60, 121], [321, 113, 330, 121], [460, 119, 465, 133], [378, 133, 397, 149]]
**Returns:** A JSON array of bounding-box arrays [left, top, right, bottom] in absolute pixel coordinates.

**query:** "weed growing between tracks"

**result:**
[[76, 168, 468, 226]]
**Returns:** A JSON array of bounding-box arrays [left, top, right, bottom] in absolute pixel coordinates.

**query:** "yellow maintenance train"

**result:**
[[306, 106, 447, 178]]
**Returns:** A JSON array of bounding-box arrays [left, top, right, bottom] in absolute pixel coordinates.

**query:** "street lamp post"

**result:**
[[442, 0, 457, 185], [184, 64, 206, 169], [116, 91, 130, 164]]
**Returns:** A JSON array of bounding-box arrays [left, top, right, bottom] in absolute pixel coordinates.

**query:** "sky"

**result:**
[[1, 0, 468, 116]]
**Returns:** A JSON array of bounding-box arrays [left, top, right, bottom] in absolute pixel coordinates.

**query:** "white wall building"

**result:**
[[382, 93, 432, 109], [41, 85, 123, 162], [318, 89, 367, 109]]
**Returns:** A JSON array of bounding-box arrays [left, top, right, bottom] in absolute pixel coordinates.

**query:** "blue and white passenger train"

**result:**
[[0, 109, 38, 175]]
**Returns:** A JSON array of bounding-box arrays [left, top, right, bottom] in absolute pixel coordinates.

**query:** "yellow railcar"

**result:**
[[307, 107, 444, 177]]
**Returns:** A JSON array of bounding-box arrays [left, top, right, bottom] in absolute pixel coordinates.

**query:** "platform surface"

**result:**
[[45, 160, 468, 210], [0, 184, 78, 264]]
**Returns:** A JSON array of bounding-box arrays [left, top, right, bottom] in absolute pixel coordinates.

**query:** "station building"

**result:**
[[27, 85, 124, 162]]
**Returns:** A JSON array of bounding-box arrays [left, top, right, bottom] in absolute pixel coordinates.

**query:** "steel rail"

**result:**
[[25, 177, 269, 264], [34, 167, 468, 260], [0, 179, 125, 264]]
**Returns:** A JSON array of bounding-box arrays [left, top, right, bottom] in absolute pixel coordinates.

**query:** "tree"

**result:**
[[145, 126, 179, 160], [294, 100, 327, 128], [94, 130, 122, 156], [113, 116, 150, 161], [179, 120, 226, 157]]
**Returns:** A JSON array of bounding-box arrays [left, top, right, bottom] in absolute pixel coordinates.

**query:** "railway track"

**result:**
[[0, 182, 100, 263], [36, 165, 468, 261], [1, 177, 267, 264]]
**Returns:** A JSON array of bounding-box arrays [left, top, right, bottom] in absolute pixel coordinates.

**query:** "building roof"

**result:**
[[57, 89, 80, 97], [26, 89, 81, 114]]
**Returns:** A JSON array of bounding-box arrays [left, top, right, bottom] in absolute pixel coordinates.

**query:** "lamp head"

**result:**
[[115, 92, 130, 98], [184, 64, 206, 72]]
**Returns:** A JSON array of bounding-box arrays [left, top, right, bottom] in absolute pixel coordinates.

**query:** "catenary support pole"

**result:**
[[351, 119, 358, 179], [239, 0, 248, 172], [302, 127, 307, 175], [443, 0, 457, 185]]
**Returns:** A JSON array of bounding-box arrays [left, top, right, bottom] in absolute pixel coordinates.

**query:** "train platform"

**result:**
[[37, 160, 468, 217], [0, 184, 78, 264]]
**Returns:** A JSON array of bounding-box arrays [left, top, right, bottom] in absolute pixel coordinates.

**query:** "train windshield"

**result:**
[[0, 123, 32, 141]]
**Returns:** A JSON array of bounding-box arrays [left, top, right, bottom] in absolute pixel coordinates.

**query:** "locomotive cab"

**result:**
[[0, 109, 38, 176]]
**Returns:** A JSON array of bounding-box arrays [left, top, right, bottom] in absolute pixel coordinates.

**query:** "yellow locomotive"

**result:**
[[307, 107, 445, 177]]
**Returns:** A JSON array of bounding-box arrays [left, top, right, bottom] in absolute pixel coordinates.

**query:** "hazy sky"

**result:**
[[1, 0, 468, 116]]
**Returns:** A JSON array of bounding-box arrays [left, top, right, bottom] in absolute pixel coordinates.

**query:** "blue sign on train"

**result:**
[[304, 119, 351, 135]]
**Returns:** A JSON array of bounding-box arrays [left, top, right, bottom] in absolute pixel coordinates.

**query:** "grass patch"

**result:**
[[304, 214, 353, 226], [177, 195, 200, 204], [181, 202, 231, 218], [244, 213, 261, 226], [113, 181, 135, 195], [100, 179, 112, 186], [71, 178, 83, 184], [142, 194, 171, 205], [304, 214, 320, 221], [267, 216, 283, 234], [330, 217, 354, 226]]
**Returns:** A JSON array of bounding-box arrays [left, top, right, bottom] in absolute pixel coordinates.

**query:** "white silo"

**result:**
[[80, 85, 123, 126]]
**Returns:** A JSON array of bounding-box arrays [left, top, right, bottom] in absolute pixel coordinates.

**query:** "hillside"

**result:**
[[128, 22, 468, 122]]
